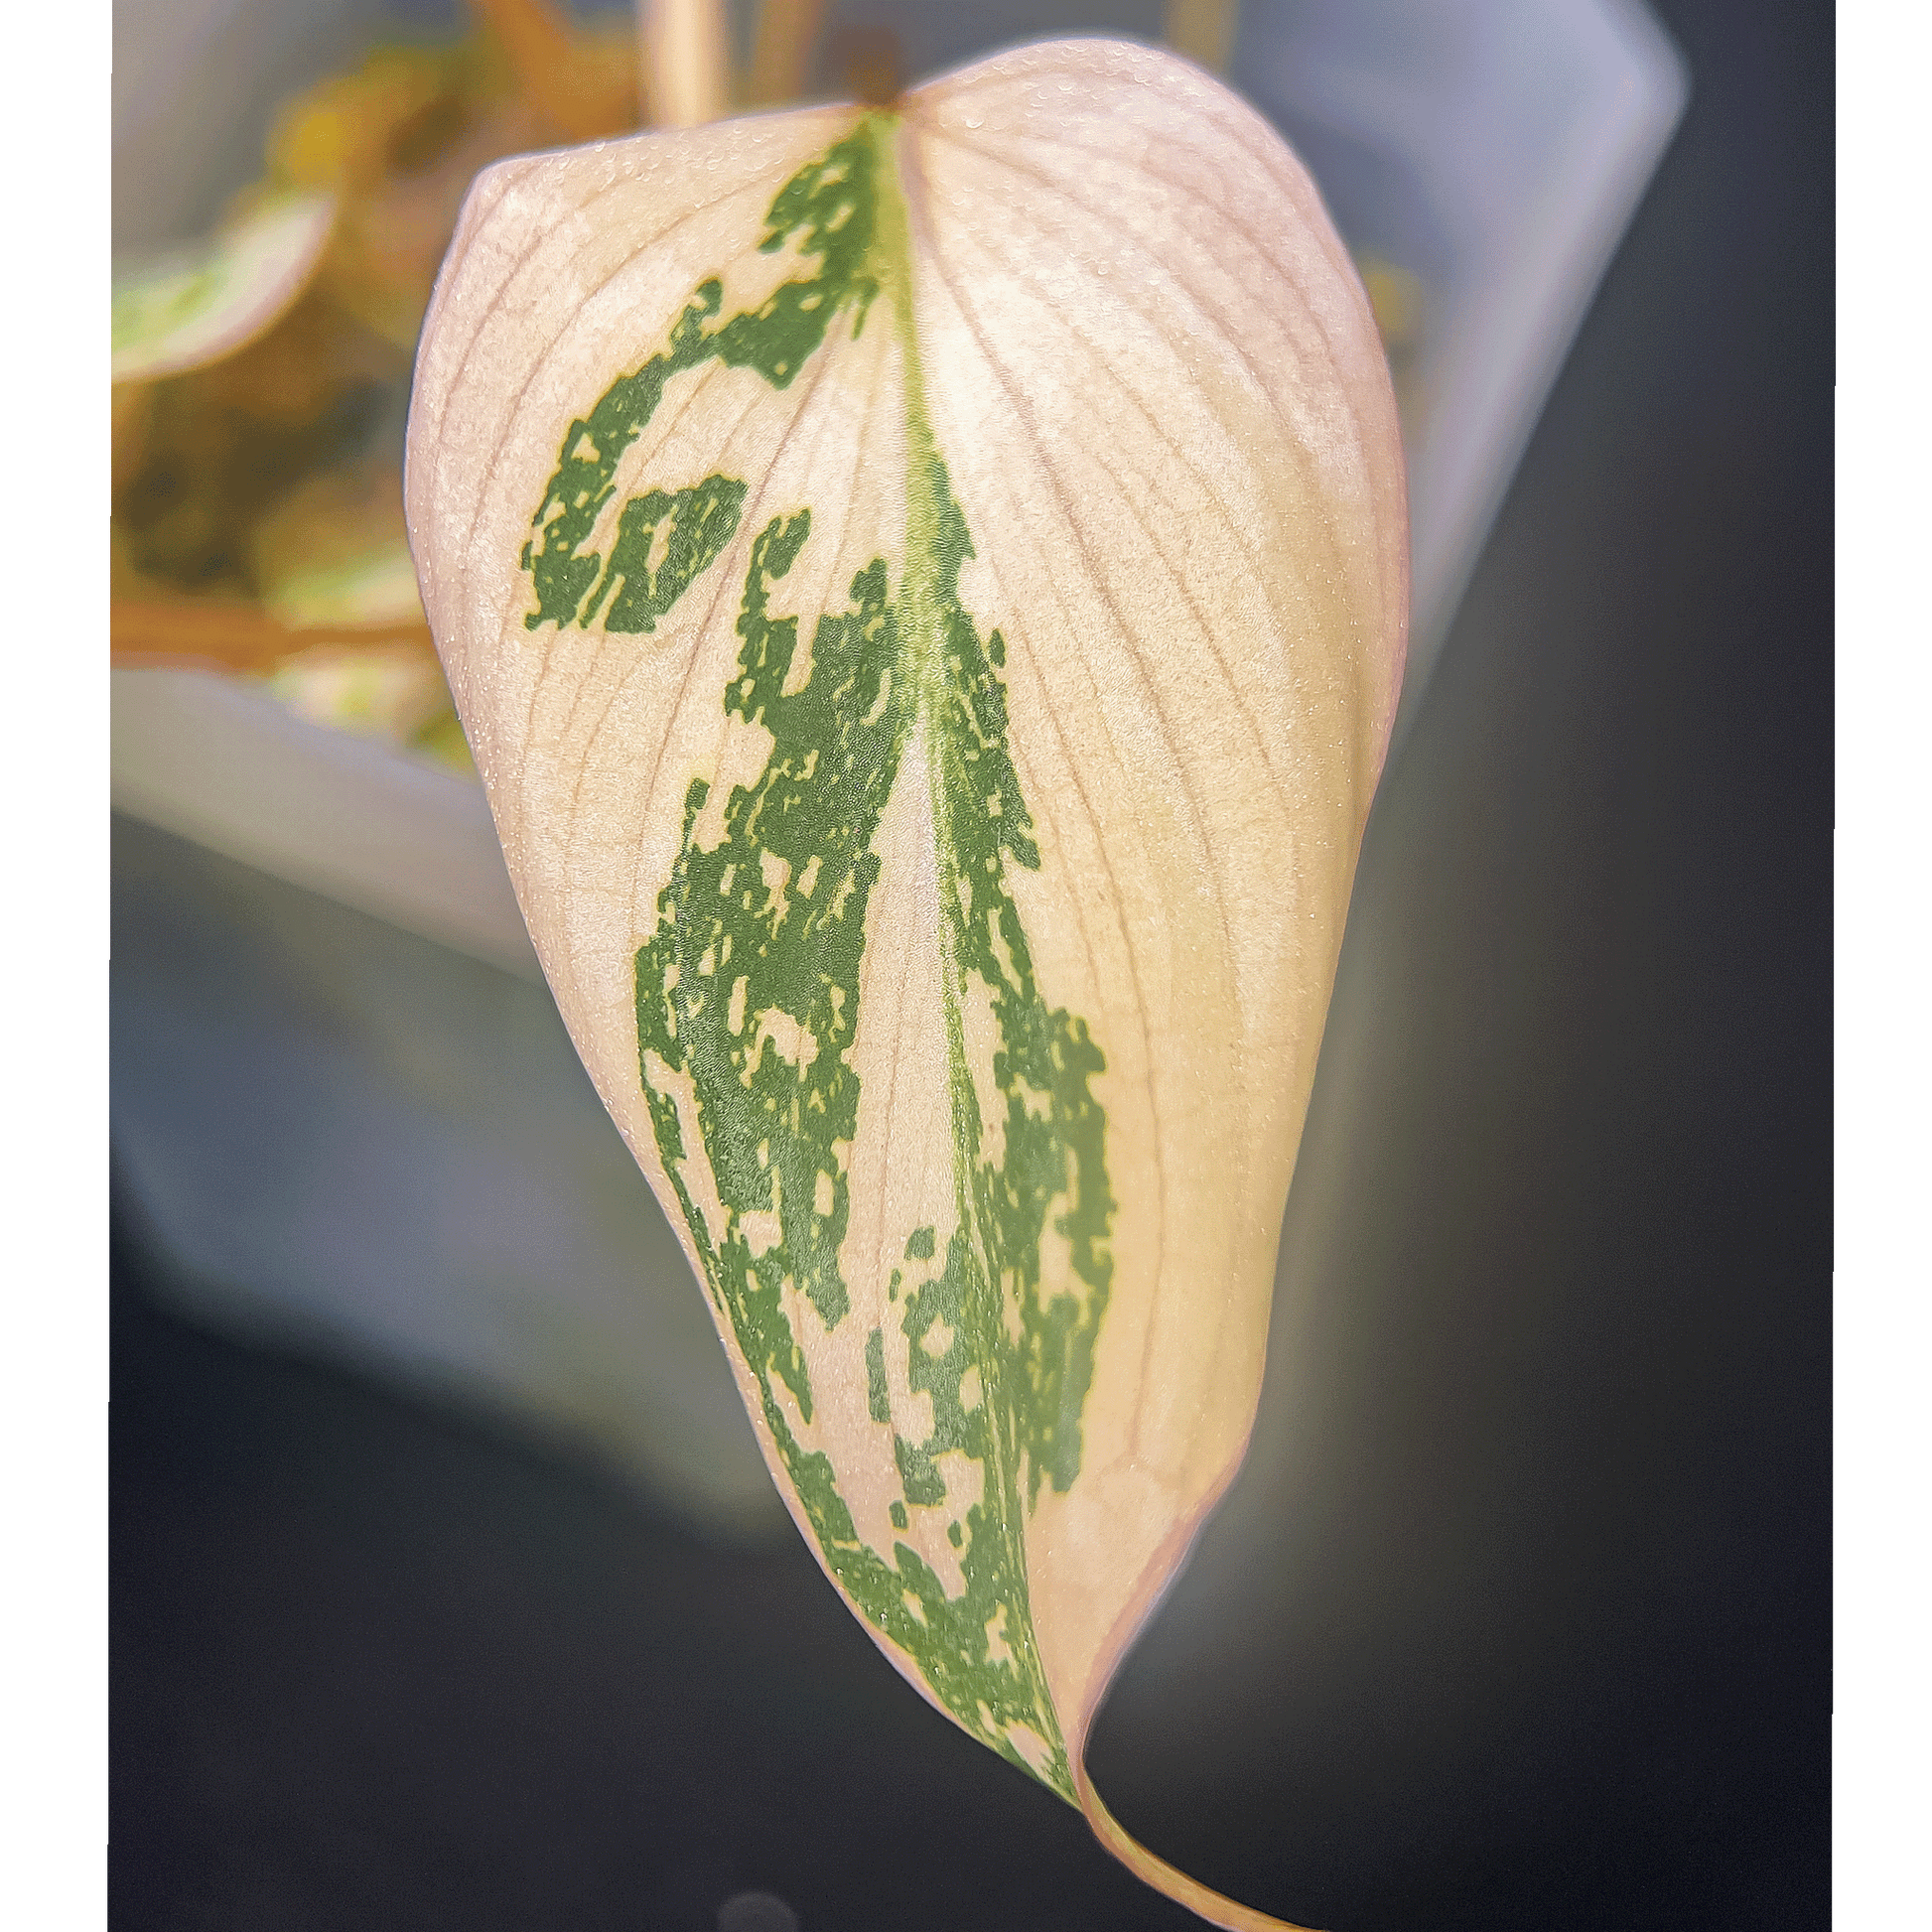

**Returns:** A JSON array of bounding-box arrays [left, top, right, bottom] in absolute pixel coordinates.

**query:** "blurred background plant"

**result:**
[[108, 1, 1427, 773], [111, 2, 651, 768]]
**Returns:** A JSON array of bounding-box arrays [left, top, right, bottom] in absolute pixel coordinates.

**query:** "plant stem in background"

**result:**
[[638, 0, 730, 126], [110, 600, 434, 675]]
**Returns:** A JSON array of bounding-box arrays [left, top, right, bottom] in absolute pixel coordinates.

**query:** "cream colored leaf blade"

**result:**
[[406, 40, 1405, 1931]]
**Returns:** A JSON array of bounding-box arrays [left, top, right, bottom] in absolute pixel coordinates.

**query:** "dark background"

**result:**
[[111, 0, 1831, 1926]]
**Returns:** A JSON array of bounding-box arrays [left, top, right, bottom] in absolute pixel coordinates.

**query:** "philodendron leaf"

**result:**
[[405, 39, 1405, 1930]]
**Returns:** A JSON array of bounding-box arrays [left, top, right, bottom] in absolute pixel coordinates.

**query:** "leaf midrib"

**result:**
[[865, 107, 1069, 1765]]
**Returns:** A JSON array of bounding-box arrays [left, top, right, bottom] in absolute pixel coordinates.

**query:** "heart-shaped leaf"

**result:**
[[407, 39, 1405, 1929]]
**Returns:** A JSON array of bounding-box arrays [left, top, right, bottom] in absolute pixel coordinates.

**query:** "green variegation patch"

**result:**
[[519, 118, 1115, 1797]]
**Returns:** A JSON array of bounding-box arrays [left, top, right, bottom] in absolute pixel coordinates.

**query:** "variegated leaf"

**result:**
[[405, 39, 1406, 1930]]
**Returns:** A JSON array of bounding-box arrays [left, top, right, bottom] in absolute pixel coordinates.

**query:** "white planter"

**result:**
[[111, 0, 1685, 1534]]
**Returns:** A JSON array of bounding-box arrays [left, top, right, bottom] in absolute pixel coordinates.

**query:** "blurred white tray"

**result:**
[[112, 666, 541, 978]]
